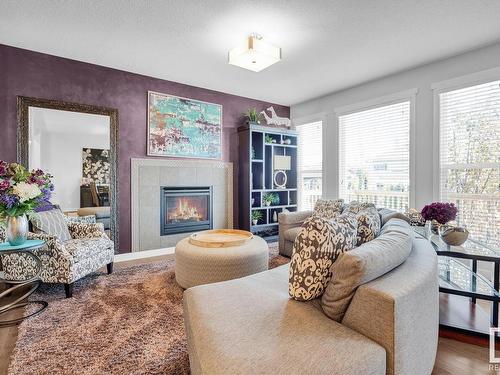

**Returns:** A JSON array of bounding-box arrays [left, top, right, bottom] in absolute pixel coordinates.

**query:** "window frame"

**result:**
[[431, 67, 500, 201], [294, 116, 326, 211], [333, 88, 417, 210]]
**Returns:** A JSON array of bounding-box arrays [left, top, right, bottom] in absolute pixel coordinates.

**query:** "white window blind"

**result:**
[[439, 80, 500, 248], [297, 121, 322, 210], [339, 101, 410, 212]]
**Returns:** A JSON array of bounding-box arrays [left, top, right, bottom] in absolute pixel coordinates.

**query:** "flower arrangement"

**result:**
[[421, 202, 457, 225], [0, 161, 53, 218]]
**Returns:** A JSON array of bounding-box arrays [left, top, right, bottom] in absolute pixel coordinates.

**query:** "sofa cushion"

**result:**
[[283, 226, 301, 242], [354, 207, 381, 245], [321, 222, 414, 322], [380, 218, 411, 235], [312, 198, 344, 220], [31, 208, 72, 242], [378, 208, 410, 226], [183, 265, 386, 375], [64, 237, 113, 263], [288, 214, 357, 301]]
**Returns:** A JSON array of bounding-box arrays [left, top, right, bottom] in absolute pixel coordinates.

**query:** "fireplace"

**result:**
[[160, 186, 213, 235]]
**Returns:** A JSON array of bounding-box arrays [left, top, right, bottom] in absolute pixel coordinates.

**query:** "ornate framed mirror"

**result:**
[[17, 96, 119, 251]]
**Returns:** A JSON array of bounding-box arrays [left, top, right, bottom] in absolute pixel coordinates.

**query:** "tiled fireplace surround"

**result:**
[[131, 158, 233, 251]]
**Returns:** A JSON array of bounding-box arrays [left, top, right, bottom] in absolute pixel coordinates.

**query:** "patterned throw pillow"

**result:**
[[313, 199, 344, 220], [354, 207, 381, 245], [288, 214, 357, 301], [343, 201, 376, 214], [31, 209, 72, 242], [65, 215, 97, 225]]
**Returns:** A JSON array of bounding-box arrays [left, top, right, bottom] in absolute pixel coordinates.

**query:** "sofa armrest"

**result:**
[[341, 237, 438, 375], [278, 210, 313, 225], [67, 222, 107, 239], [278, 210, 312, 256]]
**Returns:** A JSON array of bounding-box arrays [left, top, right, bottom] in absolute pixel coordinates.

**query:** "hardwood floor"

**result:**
[[0, 255, 496, 375]]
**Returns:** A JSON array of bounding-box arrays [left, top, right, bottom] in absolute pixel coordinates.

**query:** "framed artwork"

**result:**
[[147, 91, 223, 159], [82, 148, 110, 184]]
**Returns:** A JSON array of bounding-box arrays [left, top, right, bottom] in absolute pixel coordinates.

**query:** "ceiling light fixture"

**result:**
[[228, 34, 281, 72]]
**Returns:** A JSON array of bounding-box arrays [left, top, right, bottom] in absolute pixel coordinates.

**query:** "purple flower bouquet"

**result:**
[[421, 202, 457, 225], [0, 161, 53, 218]]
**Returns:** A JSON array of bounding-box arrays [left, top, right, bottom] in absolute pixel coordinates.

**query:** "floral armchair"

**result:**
[[0, 214, 114, 298]]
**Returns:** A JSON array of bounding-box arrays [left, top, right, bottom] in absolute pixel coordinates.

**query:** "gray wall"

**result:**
[[291, 41, 500, 210]]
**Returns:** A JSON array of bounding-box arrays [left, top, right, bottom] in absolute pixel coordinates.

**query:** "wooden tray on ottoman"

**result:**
[[189, 229, 254, 248]]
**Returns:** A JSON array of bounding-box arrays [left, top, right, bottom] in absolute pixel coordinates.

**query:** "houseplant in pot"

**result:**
[[244, 108, 262, 125], [0, 161, 53, 245], [262, 193, 279, 207], [251, 210, 263, 226]]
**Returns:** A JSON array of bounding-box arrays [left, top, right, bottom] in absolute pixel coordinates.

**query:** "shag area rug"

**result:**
[[8, 243, 289, 375]]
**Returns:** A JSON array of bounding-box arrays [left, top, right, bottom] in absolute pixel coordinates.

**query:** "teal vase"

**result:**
[[6, 214, 29, 246]]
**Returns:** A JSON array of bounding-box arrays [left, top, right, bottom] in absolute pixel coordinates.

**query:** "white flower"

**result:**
[[13, 182, 42, 202]]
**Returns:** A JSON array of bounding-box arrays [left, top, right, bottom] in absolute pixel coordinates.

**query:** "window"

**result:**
[[297, 121, 322, 210], [339, 101, 410, 211], [438, 80, 500, 248]]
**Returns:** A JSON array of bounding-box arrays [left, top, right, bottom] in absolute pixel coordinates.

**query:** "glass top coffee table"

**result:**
[[413, 226, 500, 336], [0, 240, 48, 327]]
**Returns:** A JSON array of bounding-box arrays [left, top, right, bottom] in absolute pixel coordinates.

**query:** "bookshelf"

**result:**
[[238, 123, 298, 236]]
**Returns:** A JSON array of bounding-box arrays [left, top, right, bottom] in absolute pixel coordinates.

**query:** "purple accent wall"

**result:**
[[0, 44, 290, 253]]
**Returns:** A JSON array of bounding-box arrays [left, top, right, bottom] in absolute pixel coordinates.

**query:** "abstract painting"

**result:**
[[147, 91, 222, 159], [82, 148, 110, 184]]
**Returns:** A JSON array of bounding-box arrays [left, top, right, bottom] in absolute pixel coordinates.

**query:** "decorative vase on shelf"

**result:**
[[273, 211, 278, 222], [252, 219, 258, 226], [6, 214, 29, 246], [439, 226, 469, 246]]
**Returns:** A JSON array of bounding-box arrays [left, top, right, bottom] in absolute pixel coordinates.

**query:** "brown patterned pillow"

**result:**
[[288, 214, 357, 301], [354, 207, 381, 245], [67, 222, 105, 240], [343, 201, 376, 214], [313, 199, 344, 220]]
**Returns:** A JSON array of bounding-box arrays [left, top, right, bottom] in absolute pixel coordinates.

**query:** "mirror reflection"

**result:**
[[28, 107, 112, 236]]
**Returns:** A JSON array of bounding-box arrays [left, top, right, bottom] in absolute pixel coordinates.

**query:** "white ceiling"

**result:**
[[2, 0, 500, 106]]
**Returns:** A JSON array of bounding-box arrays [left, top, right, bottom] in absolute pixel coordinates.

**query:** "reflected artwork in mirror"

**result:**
[[17, 97, 119, 251]]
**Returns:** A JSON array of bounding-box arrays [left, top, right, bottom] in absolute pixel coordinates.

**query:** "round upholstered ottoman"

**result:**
[[175, 235, 269, 289]]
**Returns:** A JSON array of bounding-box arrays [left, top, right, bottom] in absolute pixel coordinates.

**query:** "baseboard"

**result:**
[[114, 247, 175, 263]]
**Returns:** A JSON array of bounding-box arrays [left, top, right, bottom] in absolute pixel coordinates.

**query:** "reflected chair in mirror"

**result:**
[[0, 206, 114, 298]]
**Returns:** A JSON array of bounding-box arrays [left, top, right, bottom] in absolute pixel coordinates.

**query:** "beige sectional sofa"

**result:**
[[278, 208, 410, 257], [183, 219, 439, 375]]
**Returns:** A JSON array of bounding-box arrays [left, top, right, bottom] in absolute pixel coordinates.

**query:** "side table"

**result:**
[[412, 226, 500, 337], [0, 240, 48, 326]]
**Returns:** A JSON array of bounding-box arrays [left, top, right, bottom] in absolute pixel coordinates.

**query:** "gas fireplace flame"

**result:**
[[169, 198, 203, 222]]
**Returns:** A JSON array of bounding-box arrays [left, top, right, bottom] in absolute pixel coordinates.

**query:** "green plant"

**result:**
[[263, 192, 279, 205], [251, 210, 263, 222], [244, 108, 262, 123], [265, 135, 274, 144]]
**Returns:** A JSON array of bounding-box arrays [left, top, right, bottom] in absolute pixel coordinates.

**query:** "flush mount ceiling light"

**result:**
[[228, 34, 281, 72]]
